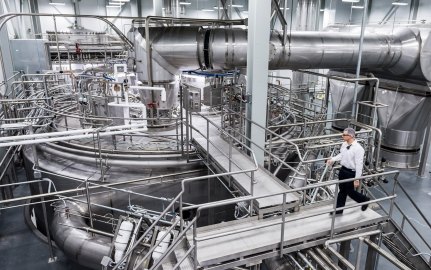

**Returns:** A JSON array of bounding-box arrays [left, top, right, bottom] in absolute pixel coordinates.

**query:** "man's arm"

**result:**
[[327, 152, 341, 165], [354, 147, 365, 187]]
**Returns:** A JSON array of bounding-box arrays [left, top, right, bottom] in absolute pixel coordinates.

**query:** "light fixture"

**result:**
[[231, 4, 243, 8], [109, 2, 124, 5], [201, 9, 215, 12], [320, 9, 325, 12], [179, 1, 191, 5], [111, 0, 130, 2], [342, 0, 360, 2], [351, 5, 364, 9], [49, 0, 65, 6], [392, 1, 408, 5]]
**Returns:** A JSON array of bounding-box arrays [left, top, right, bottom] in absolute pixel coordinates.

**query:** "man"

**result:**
[[326, 127, 370, 215]]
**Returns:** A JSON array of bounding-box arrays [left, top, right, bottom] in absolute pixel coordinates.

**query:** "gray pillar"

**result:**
[[339, 240, 351, 270], [246, 0, 271, 166], [153, 0, 163, 16], [365, 235, 378, 270]]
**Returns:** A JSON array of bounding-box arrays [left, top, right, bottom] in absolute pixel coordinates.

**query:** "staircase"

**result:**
[[382, 220, 430, 269], [159, 236, 194, 270]]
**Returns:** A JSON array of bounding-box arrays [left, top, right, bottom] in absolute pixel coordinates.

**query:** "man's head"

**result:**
[[342, 127, 355, 143]]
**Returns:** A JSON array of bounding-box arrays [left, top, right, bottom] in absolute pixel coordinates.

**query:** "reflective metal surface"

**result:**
[[135, 26, 431, 83], [376, 90, 431, 150]]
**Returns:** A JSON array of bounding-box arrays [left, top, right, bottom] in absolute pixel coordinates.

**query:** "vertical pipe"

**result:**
[[365, 234, 378, 270], [193, 219, 198, 269], [38, 181, 56, 262], [280, 193, 286, 257], [330, 183, 339, 238], [184, 87, 190, 162], [85, 179, 94, 230], [351, 0, 369, 120], [339, 240, 351, 269], [179, 196, 183, 232], [250, 171, 255, 215], [179, 85, 184, 156], [355, 237, 365, 269], [53, 15, 62, 71]]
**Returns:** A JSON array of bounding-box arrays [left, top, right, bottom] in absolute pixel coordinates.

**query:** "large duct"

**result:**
[[134, 26, 431, 84], [376, 91, 431, 168]]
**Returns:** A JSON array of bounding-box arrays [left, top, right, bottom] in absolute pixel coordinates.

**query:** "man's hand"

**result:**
[[326, 159, 334, 166], [354, 180, 360, 188]]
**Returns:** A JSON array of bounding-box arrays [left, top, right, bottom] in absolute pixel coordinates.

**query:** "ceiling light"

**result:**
[[342, 0, 360, 2], [49, 1, 65, 5], [179, 1, 191, 5], [109, 2, 124, 5], [231, 4, 243, 8], [202, 9, 215, 12], [320, 9, 325, 12], [352, 5, 364, 9], [111, 0, 130, 2], [392, 1, 408, 5]]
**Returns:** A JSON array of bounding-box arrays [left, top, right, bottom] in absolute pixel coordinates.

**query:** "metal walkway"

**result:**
[[187, 204, 385, 268], [191, 114, 299, 215]]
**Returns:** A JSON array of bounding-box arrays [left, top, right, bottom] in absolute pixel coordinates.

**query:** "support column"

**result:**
[[339, 240, 351, 270], [365, 235, 378, 270], [153, 0, 163, 16], [246, 0, 271, 166]]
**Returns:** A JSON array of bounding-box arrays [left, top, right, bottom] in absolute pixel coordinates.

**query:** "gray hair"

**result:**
[[344, 127, 356, 138]]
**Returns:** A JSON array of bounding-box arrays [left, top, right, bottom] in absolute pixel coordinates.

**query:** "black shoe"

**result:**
[[361, 198, 370, 211], [329, 211, 343, 216]]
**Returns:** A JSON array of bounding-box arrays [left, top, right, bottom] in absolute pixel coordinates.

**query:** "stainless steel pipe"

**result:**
[[135, 26, 431, 82]]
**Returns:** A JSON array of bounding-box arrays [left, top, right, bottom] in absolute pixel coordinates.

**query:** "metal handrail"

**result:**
[[373, 181, 431, 255], [182, 170, 399, 268], [139, 113, 261, 270], [218, 109, 306, 175]]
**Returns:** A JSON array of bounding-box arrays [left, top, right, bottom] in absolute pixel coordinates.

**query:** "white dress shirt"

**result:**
[[330, 140, 365, 178]]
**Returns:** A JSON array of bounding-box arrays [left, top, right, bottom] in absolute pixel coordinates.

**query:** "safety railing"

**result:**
[[151, 170, 399, 270], [368, 179, 431, 265], [111, 115, 260, 269]]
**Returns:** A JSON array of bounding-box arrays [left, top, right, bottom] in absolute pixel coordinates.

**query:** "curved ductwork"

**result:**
[[51, 200, 112, 269], [135, 26, 431, 83]]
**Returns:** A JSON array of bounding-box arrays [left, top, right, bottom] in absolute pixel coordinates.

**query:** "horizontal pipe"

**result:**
[[135, 26, 431, 82]]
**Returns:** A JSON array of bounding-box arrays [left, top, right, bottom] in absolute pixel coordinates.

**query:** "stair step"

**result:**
[[161, 259, 176, 270], [173, 238, 194, 270]]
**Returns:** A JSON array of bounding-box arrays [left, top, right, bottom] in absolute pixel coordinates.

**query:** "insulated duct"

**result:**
[[134, 26, 431, 83]]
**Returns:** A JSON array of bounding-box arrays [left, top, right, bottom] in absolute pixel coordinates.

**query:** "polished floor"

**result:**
[[0, 162, 430, 269]]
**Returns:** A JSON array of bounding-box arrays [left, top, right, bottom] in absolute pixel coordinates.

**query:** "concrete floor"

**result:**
[[0, 163, 430, 269]]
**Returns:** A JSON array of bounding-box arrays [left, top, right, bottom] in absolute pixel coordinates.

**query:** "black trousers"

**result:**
[[336, 166, 368, 213]]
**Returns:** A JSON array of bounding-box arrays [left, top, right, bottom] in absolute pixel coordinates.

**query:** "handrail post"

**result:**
[[229, 136, 233, 173], [355, 237, 365, 269], [179, 85, 184, 156], [280, 193, 286, 257], [179, 195, 184, 233], [330, 182, 340, 238], [268, 132, 272, 172], [250, 171, 255, 216], [389, 173, 398, 218], [193, 219, 198, 269], [207, 120, 210, 165]]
